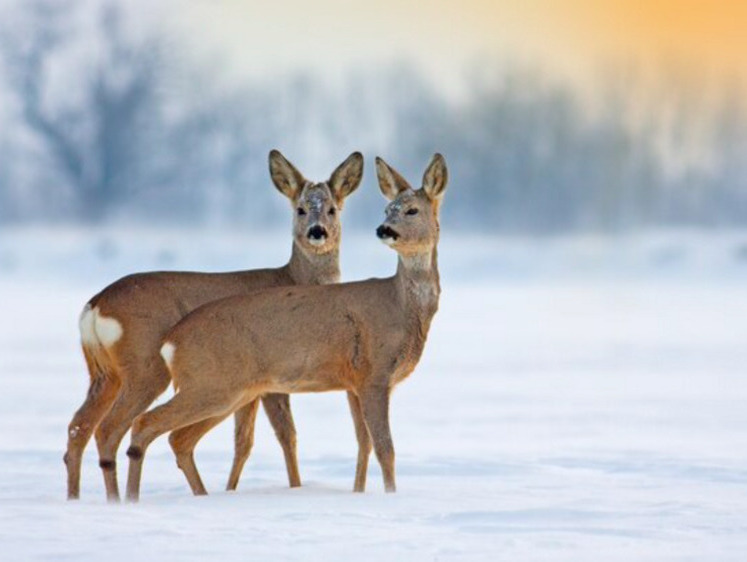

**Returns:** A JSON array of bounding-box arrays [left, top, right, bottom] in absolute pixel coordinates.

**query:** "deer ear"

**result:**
[[375, 157, 411, 200], [269, 150, 306, 200], [422, 153, 448, 201], [329, 152, 363, 206]]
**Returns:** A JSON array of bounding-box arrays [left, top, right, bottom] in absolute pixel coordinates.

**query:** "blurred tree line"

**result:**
[[0, 0, 745, 233]]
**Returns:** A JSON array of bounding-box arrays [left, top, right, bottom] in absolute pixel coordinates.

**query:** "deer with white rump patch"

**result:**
[[124, 154, 448, 501], [65, 150, 363, 501]]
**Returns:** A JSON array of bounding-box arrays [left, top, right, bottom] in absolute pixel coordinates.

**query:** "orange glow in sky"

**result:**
[[177, 0, 747, 88], [547, 0, 747, 73]]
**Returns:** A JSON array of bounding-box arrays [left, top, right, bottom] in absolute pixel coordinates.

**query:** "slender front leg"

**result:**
[[261, 393, 301, 488], [226, 399, 260, 491], [359, 385, 396, 493], [347, 391, 372, 492], [169, 414, 230, 496]]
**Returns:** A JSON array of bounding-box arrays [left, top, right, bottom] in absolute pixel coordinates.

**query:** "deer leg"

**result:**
[[261, 393, 301, 488], [225, 398, 260, 491], [169, 414, 230, 496], [94, 362, 170, 502], [347, 391, 372, 492], [65, 347, 122, 500], [125, 390, 240, 502], [359, 386, 396, 493]]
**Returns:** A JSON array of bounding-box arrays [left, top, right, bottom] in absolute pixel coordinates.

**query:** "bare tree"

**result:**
[[0, 0, 161, 222]]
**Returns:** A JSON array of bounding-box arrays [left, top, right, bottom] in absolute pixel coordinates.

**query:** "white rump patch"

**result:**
[[80, 305, 123, 348], [94, 309, 123, 348], [79, 304, 97, 346], [160, 341, 176, 370]]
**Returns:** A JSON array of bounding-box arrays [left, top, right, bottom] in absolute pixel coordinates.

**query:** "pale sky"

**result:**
[[171, 0, 747, 95]]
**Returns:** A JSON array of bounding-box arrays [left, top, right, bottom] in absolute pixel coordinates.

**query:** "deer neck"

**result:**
[[395, 246, 441, 327], [286, 241, 341, 286]]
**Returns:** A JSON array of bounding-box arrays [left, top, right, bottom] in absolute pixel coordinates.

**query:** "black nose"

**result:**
[[308, 225, 328, 240], [376, 225, 399, 240]]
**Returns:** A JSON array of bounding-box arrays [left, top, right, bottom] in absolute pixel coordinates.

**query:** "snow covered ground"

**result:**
[[1, 227, 747, 561]]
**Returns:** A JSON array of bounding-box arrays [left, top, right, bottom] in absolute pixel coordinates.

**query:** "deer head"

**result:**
[[270, 150, 364, 255], [375, 154, 448, 257]]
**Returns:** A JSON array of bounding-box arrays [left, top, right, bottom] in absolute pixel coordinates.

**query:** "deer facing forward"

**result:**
[[65, 150, 363, 501], [124, 154, 448, 500]]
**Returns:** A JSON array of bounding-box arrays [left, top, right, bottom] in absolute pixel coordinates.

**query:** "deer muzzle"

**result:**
[[307, 225, 328, 245], [376, 225, 399, 241]]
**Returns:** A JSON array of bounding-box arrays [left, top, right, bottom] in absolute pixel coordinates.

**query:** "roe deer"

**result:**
[[65, 150, 363, 501], [124, 154, 448, 501]]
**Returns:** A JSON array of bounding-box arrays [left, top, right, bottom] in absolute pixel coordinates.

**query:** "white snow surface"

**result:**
[[1, 227, 747, 561]]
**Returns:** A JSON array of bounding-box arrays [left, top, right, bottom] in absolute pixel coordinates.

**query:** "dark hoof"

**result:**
[[126, 446, 143, 460]]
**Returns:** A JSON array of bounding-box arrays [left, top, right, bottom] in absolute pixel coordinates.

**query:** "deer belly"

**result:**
[[272, 369, 347, 394]]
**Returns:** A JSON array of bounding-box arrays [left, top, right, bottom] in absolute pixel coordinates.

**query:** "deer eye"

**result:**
[[297, 208, 307, 216], [406, 208, 419, 216], [328, 207, 336, 216]]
